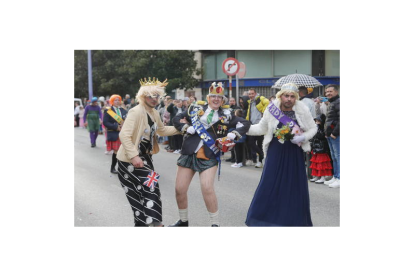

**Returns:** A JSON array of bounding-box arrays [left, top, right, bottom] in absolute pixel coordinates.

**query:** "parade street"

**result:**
[[74, 128, 340, 227]]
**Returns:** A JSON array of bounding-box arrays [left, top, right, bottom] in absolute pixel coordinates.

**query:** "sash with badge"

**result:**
[[190, 107, 224, 180], [107, 108, 124, 125], [267, 102, 303, 146]]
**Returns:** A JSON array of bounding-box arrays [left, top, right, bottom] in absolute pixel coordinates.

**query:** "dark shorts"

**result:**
[[177, 154, 218, 172]]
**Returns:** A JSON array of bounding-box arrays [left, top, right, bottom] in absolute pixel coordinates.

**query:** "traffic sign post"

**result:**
[[222, 58, 240, 99]]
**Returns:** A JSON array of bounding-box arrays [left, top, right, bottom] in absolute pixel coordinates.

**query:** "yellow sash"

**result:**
[[107, 108, 124, 124]]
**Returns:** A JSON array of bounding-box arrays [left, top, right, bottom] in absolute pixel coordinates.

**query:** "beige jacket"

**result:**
[[116, 104, 180, 163]]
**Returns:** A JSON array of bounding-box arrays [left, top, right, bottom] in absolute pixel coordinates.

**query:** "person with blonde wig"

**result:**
[[245, 83, 317, 226], [116, 78, 181, 227], [103, 94, 127, 174]]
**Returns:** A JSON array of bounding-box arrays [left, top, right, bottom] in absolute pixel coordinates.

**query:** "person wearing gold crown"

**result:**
[[116, 78, 181, 227], [169, 82, 251, 227], [245, 83, 317, 226]]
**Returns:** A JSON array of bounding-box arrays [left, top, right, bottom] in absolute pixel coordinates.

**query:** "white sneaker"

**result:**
[[315, 176, 326, 183], [173, 150, 180, 154], [245, 160, 253, 166], [231, 162, 243, 168], [255, 162, 263, 168], [329, 179, 340, 188], [310, 176, 320, 182], [324, 177, 336, 185]]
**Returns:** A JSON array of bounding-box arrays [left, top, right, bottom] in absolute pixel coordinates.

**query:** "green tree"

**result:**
[[74, 50, 202, 99]]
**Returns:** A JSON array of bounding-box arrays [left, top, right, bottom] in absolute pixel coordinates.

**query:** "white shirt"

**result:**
[[194, 106, 219, 153]]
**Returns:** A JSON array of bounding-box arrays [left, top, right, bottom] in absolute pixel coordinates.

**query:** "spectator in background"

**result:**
[[189, 95, 197, 105], [231, 109, 248, 168], [99, 100, 106, 134], [167, 99, 186, 154], [229, 97, 241, 111], [74, 102, 80, 127], [128, 98, 137, 110], [225, 97, 241, 163], [125, 94, 131, 105], [298, 86, 316, 118], [79, 106, 85, 128], [323, 84, 340, 188], [246, 88, 269, 168], [309, 114, 332, 183], [83, 97, 102, 147], [315, 96, 328, 116], [163, 97, 173, 151], [239, 95, 253, 164], [182, 97, 189, 109]]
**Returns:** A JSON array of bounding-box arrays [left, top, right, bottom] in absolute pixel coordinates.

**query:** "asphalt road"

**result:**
[[74, 127, 340, 227]]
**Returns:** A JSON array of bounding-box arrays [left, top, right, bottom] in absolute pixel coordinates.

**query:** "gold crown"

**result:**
[[139, 77, 169, 87], [208, 82, 225, 96]]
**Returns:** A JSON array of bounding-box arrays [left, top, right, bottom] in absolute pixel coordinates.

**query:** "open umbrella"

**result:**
[[271, 74, 323, 89]]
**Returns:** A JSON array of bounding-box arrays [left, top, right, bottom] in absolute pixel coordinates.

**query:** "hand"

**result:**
[[84, 122, 88, 127], [131, 156, 144, 168], [291, 135, 305, 144], [99, 119, 102, 125], [330, 134, 337, 139], [187, 126, 195, 134], [180, 118, 189, 124], [227, 132, 236, 140], [117, 125, 122, 131]]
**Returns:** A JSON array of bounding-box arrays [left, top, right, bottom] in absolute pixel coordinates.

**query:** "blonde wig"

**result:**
[[275, 83, 300, 101]]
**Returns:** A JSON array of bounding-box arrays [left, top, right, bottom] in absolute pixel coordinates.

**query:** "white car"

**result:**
[[74, 98, 83, 107]]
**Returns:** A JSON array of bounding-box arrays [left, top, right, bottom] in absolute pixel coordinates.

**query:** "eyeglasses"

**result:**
[[147, 95, 160, 100]]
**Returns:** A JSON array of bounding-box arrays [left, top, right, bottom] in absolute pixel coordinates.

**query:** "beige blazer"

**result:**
[[116, 104, 180, 163]]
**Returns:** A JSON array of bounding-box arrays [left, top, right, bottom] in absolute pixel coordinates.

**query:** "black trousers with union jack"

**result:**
[[117, 140, 162, 227]]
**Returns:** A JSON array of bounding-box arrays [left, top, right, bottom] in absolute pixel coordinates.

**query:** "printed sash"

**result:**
[[267, 102, 298, 128], [190, 110, 221, 162], [107, 108, 124, 124]]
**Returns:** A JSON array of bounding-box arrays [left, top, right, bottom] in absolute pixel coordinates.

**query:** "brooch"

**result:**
[[198, 110, 204, 116]]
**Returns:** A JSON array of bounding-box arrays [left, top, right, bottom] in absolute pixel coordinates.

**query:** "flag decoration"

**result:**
[[143, 171, 160, 189]]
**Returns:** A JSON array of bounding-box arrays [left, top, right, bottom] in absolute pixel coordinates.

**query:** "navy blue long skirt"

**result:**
[[245, 136, 313, 227]]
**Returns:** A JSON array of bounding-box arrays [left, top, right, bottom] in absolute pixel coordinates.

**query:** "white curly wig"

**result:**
[[275, 83, 299, 101]]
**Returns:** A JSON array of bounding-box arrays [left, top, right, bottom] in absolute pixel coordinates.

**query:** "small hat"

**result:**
[[91, 97, 98, 103]]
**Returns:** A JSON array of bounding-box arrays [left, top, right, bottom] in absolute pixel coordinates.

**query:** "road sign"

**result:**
[[222, 58, 240, 76], [237, 61, 246, 79]]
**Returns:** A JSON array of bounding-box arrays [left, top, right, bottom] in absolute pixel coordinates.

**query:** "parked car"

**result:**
[[74, 98, 83, 107]]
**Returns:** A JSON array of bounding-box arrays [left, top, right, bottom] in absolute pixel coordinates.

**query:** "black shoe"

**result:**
[[110, 168, 118, 174], [225, 158, 235, 162], [168, 219, 189, 227], [212, 224, 220, 227], [91, 143, 96, 147]]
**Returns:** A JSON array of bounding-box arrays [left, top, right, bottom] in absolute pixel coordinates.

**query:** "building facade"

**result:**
[[197, 50, 340, 100]]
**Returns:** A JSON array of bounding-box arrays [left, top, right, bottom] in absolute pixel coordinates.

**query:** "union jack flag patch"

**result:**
[[143, 171, 160, 189]]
